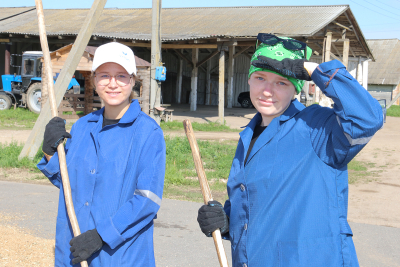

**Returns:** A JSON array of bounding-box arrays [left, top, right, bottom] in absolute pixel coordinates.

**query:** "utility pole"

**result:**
[[150, 0, 162, 124]]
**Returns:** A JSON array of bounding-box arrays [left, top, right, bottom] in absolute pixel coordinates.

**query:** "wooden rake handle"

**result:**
[[35, 1, 87, 267], [183, 119, 229, 267]]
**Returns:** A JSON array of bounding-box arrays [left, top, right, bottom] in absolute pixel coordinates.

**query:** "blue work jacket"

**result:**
[[224, 60, 383, 267], [37, 100, 166, 267]]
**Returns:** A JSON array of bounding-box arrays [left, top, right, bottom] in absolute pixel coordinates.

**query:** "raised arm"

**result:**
[[306, 60, 383, 168]]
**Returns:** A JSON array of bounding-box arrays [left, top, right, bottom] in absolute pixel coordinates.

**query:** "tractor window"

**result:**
[[23, 58, 35, 76], [36, 59, 43, 77]]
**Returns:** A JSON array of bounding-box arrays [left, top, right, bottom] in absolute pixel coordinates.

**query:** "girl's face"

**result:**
[[248, 71, 296, 126], [94, 62, 134, 108]]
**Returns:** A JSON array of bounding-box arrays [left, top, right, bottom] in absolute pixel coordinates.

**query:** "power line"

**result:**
[[363, 0, 400, 17], [364, 29, 400, 32], [361, 22, 398, 26], [349, 0, 400, 21], [374, 0, 400, 11]]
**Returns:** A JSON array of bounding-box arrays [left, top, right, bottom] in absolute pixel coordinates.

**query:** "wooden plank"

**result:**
[[20, 0, 107, 160], [343, 39, 350, 69], [331, 43, 341, 57], [324, 32, 332, 62], [330, 52, 342, 62], [59, 114, 83, 120], [121, 42, 218, 49], [173, 49, 193, 66], [333, 21, 353, 31], [387, 92, 400, 109], [197, 50, 219, 68], [64, 93, 85, 97], [233, 46, 251, 59]]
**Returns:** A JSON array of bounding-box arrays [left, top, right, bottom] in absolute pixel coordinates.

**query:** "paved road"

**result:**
[[0, 181, 399, 267]]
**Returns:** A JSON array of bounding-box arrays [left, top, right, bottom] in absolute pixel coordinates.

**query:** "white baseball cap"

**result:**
[[92, 42, 137, 75]]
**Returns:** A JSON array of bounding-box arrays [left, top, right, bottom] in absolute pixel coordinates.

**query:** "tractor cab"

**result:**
[[21, 51, 43, 91]]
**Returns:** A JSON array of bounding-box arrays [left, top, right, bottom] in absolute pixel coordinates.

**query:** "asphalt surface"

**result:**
[[0, 181, 399, 267]]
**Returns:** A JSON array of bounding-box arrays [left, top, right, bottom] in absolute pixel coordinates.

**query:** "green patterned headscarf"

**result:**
[[249, 37, 312, 93]]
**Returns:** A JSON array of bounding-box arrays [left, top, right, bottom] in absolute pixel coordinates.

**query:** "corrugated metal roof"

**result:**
[[367, 39, 400, 85], [0, 7, 35, 21], [0, 5, 349, 41]]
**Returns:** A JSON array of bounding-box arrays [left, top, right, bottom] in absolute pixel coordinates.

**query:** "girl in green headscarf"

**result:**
[[197, 34, 383, 267]]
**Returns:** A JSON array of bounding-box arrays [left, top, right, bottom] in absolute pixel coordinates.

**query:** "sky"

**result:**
[[0, 0, 399, 40]]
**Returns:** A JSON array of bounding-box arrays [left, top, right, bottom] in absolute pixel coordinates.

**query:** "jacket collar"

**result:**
[[87, 99, 141, 124], [240, 99, 304, 165]]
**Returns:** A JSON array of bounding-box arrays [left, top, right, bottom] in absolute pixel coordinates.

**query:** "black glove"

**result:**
[[42, 117, 71, 156], [70, 229, 104, 265], [197, 201, 229, 237], [251, 55, 312, 81]]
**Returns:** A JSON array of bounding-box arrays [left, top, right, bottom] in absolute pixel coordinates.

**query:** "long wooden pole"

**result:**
[[34, 2, 87, 267], [183, 119, 229, 267], [150, 0, 161, 124], [19, 0, 107, 160]]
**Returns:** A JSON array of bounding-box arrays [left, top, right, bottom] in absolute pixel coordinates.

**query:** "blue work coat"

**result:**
[[224, 60, 383, 267], [37, 100, 166, 267]]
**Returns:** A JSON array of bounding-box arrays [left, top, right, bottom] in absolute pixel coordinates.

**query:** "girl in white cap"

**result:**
[[37, 42, 165, 266]]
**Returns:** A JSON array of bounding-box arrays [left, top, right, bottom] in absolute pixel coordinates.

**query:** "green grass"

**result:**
[[348, 159, 375, 184], [161, 120, 240, 132], [387, 105, 400, 117], [0, 108, 39, 129], [62, 111, 84, 115], [164, 136, 236, 187], [0, 142, 43, 172]]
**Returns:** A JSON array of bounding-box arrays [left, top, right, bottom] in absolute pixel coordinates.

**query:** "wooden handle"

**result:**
[[183, 119, 230, 267], [35, 1, 87, 267]]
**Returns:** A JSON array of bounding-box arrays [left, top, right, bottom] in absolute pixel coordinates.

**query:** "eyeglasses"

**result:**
[[94, 73, 132, 86], [256, 33, 308, 58]]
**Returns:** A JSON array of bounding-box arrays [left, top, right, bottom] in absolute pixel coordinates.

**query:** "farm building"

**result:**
[[367, 39, 400, 106], [0, 5, 374, 116]]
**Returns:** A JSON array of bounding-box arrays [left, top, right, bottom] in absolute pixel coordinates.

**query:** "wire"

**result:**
[[361, 22, 398, 26], [364, 29, 400, 32], [349, 0, 400, 21], [363, 0, 400, 17], [374, 0, 400, 11]]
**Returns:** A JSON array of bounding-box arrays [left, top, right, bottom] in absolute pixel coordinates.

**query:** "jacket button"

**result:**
[[240, 184, 245, 191], [85, 202, 89, 206], [243, 264, 247, 267], [244, 223, 247, 230], [90, 169, 95, 174]]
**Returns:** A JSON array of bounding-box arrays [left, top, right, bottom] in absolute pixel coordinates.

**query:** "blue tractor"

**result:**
[[0, 51, 80, 114]]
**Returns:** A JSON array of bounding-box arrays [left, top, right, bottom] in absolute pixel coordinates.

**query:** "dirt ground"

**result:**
[[0, 213, 55, 266], [0, 115, 399, 229], [348, 116, 400, 228]]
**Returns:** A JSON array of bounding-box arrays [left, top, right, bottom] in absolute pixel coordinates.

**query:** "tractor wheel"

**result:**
[[0, 93, 12, 111], [26, 83, 42, 114]]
